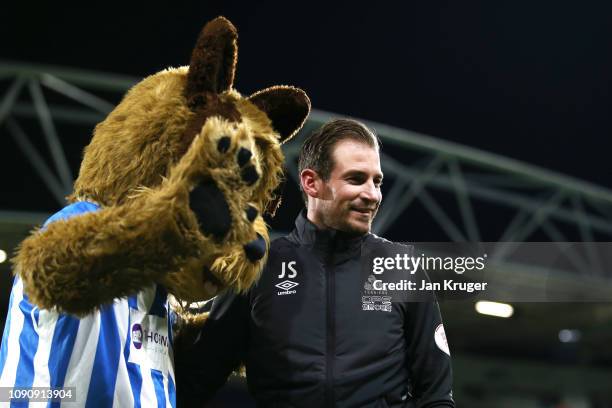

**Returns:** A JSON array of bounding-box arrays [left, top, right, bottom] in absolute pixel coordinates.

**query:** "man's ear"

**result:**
[[300, 169, 321, 199]]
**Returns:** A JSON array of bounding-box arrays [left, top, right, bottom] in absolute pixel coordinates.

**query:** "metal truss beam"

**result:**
[[2, 61, 612, 289]]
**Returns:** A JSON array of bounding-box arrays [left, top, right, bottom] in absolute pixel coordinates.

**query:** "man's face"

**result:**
[[314, 139, 383, 235]]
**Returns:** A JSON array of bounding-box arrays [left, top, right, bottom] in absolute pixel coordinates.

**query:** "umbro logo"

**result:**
[[277, 261, 299, 296], [276, 280, 299, 291]]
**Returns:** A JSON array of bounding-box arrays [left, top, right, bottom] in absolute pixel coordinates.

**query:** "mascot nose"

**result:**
[[244, 233, 266, 261]]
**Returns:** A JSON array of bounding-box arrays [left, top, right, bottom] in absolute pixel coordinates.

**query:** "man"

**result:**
[[176, 119, 455, 407]]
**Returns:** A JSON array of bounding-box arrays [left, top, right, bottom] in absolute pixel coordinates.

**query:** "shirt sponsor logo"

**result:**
[[132, 323, 143, 349], [128, 308, 170, 374], [132, 323, 169, 349]]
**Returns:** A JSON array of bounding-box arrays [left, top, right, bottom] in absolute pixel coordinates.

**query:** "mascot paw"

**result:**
[[178, 117, 266, 257], [204, 119, 261, 188], [189, 184, 265, 261], [189, 181, 232, 240]]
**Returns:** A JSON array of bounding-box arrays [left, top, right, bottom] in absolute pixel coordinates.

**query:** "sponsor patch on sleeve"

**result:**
[[434, 324, 450, 356]]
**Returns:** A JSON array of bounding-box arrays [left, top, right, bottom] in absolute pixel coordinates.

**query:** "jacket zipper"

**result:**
[[325, 251, 336, 407]]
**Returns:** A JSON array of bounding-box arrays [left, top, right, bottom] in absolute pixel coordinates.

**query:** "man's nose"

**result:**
[[360, 181, 381, 204]]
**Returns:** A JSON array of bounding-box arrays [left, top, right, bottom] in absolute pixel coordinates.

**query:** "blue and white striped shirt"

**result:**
[[0, 202, 176, 407]]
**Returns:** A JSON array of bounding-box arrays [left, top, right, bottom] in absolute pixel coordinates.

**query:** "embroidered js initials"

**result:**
[[279, 261, 297, 279]]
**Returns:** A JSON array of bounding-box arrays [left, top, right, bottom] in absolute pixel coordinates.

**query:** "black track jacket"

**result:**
[[176, 212, 455, 408]]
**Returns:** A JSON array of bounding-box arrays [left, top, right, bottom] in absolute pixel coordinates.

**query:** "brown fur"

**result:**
[[69, 67, 194, 207], [185, 16, 237, 101], [179, 95, 242, 157], [249, 86, 312, 143], [14, 16, 310, 317]]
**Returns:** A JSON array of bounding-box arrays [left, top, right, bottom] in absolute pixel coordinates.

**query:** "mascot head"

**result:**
[[67, 17, 310, 302]]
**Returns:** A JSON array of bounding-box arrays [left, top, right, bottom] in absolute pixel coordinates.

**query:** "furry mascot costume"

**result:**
[[0, 17, 310, 407]]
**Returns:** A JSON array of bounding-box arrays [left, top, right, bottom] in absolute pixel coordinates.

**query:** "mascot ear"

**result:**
[[249, 86, 311, 144], [185, 16, 238, 104]]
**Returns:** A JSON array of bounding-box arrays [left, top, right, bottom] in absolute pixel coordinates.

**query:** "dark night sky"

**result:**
[[2, 1, 612, 214]]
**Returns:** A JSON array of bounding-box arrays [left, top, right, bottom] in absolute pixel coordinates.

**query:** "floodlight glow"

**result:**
[[559, 329, 581, 343], [475, 301, 514, 318], [0, 249, 6, 264]]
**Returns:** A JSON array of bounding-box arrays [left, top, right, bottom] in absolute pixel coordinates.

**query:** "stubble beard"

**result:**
[[330, 204, 378, 236]]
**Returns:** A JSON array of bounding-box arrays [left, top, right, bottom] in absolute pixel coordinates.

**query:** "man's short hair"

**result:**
[[298, 118, 380, 204]]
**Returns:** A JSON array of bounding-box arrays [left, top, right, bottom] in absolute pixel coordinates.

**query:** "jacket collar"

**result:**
[[288, 210, 368, 265]]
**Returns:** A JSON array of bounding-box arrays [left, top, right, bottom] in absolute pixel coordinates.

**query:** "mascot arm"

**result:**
[[14, 113, 276, 316], [14, 185, 204, 316]]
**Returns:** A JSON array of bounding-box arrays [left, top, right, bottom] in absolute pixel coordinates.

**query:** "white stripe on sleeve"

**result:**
[[0, 279, 25, 387]]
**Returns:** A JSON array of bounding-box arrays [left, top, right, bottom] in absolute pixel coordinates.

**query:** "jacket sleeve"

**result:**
[[174, 290, 250, 407], [405, 297, 455, 408]]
